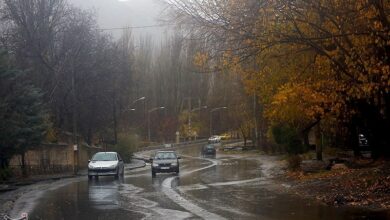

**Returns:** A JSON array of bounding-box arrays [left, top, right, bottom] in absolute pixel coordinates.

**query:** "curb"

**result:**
[[125, 160, 146, 170]]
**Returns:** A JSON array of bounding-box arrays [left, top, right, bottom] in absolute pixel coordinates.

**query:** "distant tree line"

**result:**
[[0, 0, 249, 177]]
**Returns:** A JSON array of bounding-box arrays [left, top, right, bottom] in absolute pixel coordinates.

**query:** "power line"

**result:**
[[97, 24, 174, 31]]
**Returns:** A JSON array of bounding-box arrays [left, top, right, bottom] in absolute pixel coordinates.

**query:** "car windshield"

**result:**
[[92, 153, 117, 161], [206, 145, 215, 149], [154, 152, 176, 160]]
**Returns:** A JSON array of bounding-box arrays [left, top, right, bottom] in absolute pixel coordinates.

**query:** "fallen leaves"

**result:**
[[285, 160, 390, 210]]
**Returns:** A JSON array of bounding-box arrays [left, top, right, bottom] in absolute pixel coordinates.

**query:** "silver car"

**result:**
[[88, 152, 125, 179]]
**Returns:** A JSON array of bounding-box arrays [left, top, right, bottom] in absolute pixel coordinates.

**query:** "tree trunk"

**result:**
[[240, 127, 247, 147], [21, 152, 27, 177], [303, 130, 310, 149], [315, 124, 322, 161]]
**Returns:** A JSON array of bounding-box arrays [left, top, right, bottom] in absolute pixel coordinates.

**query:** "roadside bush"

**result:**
[[271, 124, 307, 155], [0, 168, 12, 180], [112, 134, 138, 163], [287, 155, 302, 171]]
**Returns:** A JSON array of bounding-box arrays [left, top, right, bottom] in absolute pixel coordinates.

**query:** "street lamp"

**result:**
[[132, 96, 146, 105], [148, 106, 165, 142], [124, 108, 136, 112], [130, 97, 146, 132], [188, 106, 207, 140], [210, 107, 228, 136]]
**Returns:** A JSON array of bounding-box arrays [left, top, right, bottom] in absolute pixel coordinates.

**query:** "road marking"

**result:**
[[162, 177, 226, 220], [119, 183, 193, 220], [209, 177, 265, 186], [177, 184, 209, 192], [161, 156, 226, 219], [178, 177, 266, 192]]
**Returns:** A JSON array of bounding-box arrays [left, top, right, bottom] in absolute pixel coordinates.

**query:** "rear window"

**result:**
[[154, 152, 177, 160], [206, 145, 215, 149], [92, 153, 117, 161]]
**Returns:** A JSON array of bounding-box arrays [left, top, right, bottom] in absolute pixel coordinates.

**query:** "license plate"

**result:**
[[161, 167, 169, 170]]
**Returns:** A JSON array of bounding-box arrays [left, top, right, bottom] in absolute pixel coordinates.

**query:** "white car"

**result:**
[[88, 152, 125, 179], [208, 135, 221, 143]]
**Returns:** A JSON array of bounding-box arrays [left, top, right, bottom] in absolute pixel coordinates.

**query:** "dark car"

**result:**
[[151, 151, 180, 177], [202, 144, 216, 158], [88, 152, 125, 179], [359, 134, 368, 146]]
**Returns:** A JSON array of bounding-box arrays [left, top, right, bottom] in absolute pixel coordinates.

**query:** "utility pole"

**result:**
[[113, 91, 117, 145], [253, 93, 258, 148], [188, 99, 191, 141], [71, 66, 78, 175]]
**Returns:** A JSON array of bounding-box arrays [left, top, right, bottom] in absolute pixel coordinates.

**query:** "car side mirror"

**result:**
[[177, 156, 181, 160], [88, 160, 91, 163]]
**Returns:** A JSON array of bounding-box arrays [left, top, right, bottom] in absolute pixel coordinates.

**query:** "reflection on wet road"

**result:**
[[27, 145, 388, 220]]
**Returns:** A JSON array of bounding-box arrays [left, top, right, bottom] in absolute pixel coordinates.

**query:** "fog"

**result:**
[[69, 0, 168, 41]]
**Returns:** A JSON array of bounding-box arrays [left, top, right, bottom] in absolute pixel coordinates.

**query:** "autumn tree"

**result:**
[[167, 0, 390, 158]]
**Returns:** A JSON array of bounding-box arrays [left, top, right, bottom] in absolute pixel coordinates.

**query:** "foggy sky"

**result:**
[[69, 0, 169, 41]]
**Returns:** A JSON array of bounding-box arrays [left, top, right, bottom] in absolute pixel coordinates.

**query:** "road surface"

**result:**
[[9, 144, 388, 219]]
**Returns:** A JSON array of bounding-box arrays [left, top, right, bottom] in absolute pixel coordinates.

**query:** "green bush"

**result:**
[[271, 124, 307, 155], [112, 134, 138, 163]]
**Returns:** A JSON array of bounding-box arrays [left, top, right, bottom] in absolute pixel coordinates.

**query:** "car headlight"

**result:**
[[109, 164, 117, 168], [152, 163, 159, 167], [88, 164, 94, 169], [171, 162, 178, 166]]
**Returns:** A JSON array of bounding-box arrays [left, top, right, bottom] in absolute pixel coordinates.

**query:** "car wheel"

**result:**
[[88, 175, 92, 180], [115, 169, 119, 179]]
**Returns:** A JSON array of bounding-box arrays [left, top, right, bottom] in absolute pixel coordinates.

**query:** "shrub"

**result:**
[[0, 168, 13, 180], [271, 124, 307, 155], [112, 134, 138, 163]]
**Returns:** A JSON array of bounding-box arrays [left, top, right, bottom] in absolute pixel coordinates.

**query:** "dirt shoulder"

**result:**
[[280, 159, 390, 211]]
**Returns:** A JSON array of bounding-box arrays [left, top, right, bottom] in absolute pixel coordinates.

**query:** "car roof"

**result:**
[[95, 152, 117, 154], [156, 150, 176, 153]]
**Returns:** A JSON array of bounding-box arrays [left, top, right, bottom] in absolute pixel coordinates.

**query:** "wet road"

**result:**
[[17, 145, 389, 219]]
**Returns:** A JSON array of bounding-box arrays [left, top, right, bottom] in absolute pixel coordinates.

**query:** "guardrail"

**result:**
[[138, 139, 209, 152], [133, 139, 244, 162]]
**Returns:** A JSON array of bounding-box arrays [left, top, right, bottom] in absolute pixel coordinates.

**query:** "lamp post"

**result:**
[[148, 106, 165, 142], [130, 96, 146, 133], [210, 107, 228, 136], [188, 106, 207, 140]]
